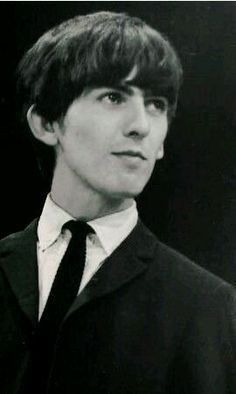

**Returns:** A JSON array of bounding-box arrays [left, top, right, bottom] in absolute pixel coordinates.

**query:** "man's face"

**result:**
[[52, 81, 168, 201]]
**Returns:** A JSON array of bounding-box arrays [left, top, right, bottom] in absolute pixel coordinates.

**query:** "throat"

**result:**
[[50, 159, 134, 220], [50, 185, 133, 221]]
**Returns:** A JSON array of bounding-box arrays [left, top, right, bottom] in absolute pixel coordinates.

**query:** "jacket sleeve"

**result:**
[[169, 282, 236, 394], [217, 282, 236, 393]]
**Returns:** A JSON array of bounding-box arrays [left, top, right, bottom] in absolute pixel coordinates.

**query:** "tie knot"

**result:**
[[62, 220, 94, 239]]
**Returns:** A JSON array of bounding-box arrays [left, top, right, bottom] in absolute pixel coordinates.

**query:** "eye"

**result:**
[[100, 91, 125, 105], [146, 97, 168, 114]]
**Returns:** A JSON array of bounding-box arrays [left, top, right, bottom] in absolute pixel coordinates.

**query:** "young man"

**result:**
[[0, 11, 235, 394]]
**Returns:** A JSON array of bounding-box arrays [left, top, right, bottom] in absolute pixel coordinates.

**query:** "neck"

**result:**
[[50, 168, 134, 221]]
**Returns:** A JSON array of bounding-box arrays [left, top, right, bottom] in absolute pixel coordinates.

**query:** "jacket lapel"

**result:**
[[0, 219, 158, 323], [0, 220, 39, 325], [66, 220, 157, 317]]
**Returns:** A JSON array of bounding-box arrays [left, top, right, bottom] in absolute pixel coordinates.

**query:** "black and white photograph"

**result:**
[[0, 2, 235, 393]]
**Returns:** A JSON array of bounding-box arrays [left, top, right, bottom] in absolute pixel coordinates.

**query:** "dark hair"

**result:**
[[17, 11, 183, 123]]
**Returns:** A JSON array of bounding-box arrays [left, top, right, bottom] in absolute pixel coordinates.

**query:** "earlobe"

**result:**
[[27, 105, 58, 146], [156, 144, 164, 160]]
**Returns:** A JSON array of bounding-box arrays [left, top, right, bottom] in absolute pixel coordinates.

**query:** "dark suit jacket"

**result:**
[[0, 219, 235, 394]]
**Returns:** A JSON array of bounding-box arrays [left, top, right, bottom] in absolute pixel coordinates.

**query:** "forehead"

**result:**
[[121, 67, 158, 96], [84, 67, 169, 99]]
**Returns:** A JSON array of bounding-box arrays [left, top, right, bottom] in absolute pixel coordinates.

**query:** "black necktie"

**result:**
[[40, 219, 94, 327], [22, 220, 94, 394]]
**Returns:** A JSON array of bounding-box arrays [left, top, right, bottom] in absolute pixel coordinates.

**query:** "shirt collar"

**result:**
[[37, 194, 138, 254], [37, 195, 74, 250], [89, 202, 138, 255]]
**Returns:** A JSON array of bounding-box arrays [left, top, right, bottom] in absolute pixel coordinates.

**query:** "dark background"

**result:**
[[0, 2, 235, 285]]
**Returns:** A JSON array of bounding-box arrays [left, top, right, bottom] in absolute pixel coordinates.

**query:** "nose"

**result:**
[[124, 98, 150, 139]]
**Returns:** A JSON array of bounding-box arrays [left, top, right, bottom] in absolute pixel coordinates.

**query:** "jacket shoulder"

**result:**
[[0, 219, 38, 258], [145, 228, 235, 297]]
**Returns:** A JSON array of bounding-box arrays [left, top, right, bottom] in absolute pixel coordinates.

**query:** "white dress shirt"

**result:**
[[37, 195, 138, 319]]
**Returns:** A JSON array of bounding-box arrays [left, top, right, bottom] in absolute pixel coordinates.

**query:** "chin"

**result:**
[[121, 177, 150, 197], [109, 184, 146, 200], [95, 177, 150, 200]]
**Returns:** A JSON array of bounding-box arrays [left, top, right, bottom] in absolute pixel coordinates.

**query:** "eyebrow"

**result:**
[[118, 85, 170, 103], [88, 83, 168, 100], [84, 84, 133, 96], [107, 83, 134, 95]]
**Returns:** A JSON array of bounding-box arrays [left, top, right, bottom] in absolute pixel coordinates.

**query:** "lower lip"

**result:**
[[112, 154, 145, 166]]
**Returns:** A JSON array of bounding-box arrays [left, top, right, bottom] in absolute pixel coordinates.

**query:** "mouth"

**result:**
[[112, 150, 147, 160]]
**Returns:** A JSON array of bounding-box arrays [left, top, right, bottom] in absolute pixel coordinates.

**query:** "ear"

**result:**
[[156, 144, 164, 160], [27, 105, 58, 146]]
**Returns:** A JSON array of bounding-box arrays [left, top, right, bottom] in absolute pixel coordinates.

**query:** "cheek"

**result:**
[[159, 116, 168, 138], [151, 118, 168, 147], [64, 126, 110, 169]]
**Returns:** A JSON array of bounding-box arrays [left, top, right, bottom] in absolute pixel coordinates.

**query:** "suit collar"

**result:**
[[0, 218, 158, 324], [66, 219, 157, 317], [0, 220, 39, 325]]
